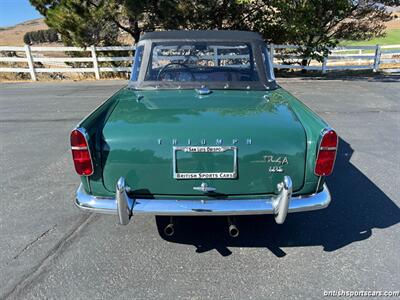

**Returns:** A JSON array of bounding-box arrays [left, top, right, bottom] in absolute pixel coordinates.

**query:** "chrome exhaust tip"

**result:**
[[228, 224, 239, 238], [164, 223, 175, 236], [227, 216, 239, 238]]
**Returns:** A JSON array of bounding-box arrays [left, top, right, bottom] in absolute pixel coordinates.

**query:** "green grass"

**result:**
[[340, 29, 400, 46]]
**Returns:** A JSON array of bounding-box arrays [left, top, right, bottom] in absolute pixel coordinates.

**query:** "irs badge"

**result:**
[[264, 155, 288, 173]]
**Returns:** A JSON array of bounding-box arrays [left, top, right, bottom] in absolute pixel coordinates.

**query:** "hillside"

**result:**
[[0, 17, 134, 46], [0, 18, 48, 46], [386, 12, 400, 30]]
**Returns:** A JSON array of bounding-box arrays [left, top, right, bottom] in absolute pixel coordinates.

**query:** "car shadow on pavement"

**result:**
[[156, 138, 400, 257]]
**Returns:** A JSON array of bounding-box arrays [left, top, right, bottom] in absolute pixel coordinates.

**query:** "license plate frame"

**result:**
[[172, 146, 238, 180]]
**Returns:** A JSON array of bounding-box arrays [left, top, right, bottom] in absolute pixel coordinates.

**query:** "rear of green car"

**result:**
[[71, 30, 337, 229]]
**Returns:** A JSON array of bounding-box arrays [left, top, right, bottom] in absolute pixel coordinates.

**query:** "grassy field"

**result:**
[[341, 29, 400, 46]]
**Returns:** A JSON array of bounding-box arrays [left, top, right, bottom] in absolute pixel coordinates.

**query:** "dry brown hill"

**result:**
[[386, 12, 400, 29], [0, 18, 48, 46], [0, 17, 134, 46]]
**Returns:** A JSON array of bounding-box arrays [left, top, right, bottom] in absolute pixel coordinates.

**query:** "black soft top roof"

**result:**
[[140, 30, 263, 42]]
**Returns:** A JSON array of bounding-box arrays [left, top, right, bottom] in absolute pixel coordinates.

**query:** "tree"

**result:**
[[30, 0, 121, 46], [23, 32, 31, 45], [30, 0, 394, 60], [244, 0, 393, 65], [29, 0, 254, 46]]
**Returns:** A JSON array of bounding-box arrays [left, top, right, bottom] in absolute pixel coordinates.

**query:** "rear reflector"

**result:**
[[70, 128, 93, 176], [315, 129, 338, 176]]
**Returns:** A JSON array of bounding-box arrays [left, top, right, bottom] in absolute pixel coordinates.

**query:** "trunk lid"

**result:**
[[101, 89, 306, 196]]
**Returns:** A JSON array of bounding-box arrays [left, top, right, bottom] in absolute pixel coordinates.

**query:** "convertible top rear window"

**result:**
[[145, 43, 259, 83], [128, 32, 277, 90]]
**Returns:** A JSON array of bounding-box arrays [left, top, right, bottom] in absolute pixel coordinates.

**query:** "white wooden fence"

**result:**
[[0, 45, 135, 81], [0, 44, 399, 81], [269, 44, 400, 74]]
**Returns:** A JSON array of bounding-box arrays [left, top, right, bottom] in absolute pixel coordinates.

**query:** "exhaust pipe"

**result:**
[[229, 224, 239, 238], [164, 224, 175, 236], [227, 216, 239, 238], [163, 217, 175, 236]]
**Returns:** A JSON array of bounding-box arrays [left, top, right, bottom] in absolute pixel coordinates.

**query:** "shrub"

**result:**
[[23, 29, 60, 45]]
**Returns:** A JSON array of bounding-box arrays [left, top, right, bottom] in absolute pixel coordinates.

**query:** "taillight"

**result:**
[[70, 128, 93, 176], [314, 129, 338, 176]]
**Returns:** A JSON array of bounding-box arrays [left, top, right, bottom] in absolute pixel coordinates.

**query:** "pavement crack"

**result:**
[[12, 226, 57, 260], [2, 213, 98, 300]]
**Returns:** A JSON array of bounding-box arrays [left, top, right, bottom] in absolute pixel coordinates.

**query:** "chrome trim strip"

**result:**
[[86, 176, 92, 194], [75, 183, 331, 218], [71, 146, 88, 150], [320, 146, 337, 151], [315, 176, 322, 194]]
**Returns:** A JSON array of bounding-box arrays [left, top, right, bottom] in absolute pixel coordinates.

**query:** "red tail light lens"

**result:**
[[70, 129, 93, 176], [315, 129, 338, 176]]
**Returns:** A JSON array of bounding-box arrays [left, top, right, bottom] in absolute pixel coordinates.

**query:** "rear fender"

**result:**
[[74, 88, 124, 197], [277, 88, 331, 194]]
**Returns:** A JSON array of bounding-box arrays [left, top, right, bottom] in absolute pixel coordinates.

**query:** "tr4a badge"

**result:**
[[264, 155, 289, 173]]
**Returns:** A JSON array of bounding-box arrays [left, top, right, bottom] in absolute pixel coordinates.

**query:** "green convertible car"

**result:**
[[71, 30, 338, 236]]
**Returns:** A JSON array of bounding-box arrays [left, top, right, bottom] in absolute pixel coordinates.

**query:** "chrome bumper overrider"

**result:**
[[75, 176, 331, 225]]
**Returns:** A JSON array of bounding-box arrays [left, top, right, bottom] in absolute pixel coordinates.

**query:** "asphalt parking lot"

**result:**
[[1, 77, 399, 299]]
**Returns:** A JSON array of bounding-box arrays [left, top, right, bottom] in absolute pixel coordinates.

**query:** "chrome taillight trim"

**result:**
[[314, 127, 338, 176], [71, 146, 88, 150], [71, 127, 94, 176], [320, 146, 337, 151]]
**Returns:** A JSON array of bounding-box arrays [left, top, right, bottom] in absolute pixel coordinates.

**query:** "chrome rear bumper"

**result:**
[[75, 176, 331, 225]]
